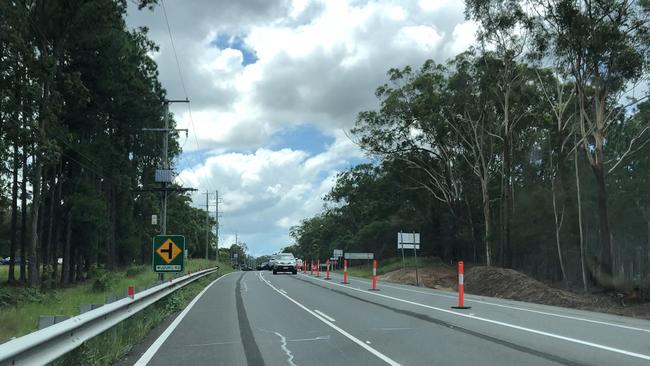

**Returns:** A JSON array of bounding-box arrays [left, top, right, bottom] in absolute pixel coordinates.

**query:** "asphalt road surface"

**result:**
[[131, 270, 650, 366]]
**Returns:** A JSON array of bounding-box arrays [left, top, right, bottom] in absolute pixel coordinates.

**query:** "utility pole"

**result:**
[[215, 190, 220, 262], [142, 99, 194, 280], [205, 191, 209, 260]]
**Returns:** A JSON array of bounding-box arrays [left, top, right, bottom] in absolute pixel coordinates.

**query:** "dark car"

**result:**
[[1, 256, 25, 265]]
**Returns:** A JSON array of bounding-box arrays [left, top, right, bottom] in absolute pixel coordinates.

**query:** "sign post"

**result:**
[[153, 235, 185, 273], [397, 232, 421, 286]]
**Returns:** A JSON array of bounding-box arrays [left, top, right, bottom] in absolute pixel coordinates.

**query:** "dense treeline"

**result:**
[[0, 1, 215, 288], [291, 0, 650, 294]]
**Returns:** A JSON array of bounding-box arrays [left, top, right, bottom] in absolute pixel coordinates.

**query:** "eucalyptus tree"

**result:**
[[465, 0, 536, 268], [531, 0, 650, 287]]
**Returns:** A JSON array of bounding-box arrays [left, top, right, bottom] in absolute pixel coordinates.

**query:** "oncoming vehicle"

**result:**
[[273, 253, 297, 275], [268, 255, 278, 271]]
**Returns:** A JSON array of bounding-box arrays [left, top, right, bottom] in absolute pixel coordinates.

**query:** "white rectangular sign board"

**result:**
[[398, 233, 420, 245], [333, 249, 343, 257], [344, 252, 374, 260]]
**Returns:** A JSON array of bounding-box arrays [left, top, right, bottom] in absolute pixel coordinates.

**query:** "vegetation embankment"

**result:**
[[0, 259, 221, 342], [350, 259, 650, 320]]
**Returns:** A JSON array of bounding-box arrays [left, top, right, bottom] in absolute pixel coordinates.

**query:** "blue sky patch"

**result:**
[[212, 33, 258, 66], [267, 124, 334, 155]]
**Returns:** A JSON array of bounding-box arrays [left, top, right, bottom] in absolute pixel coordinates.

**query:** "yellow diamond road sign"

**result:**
[[155, 239, 182, 264]]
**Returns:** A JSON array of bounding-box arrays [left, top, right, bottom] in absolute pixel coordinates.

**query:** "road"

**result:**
[[130, 269, 650, 366]]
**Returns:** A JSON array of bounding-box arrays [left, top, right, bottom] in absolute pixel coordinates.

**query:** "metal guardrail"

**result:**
[[0, 267, 219, 366]]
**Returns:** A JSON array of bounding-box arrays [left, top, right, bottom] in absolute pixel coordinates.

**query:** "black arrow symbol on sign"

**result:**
[[161, 241, 173, 260]]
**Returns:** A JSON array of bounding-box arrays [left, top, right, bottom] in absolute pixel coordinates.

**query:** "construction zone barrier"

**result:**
[[325, 259, 331, 280], [451, 261, 471, 309], [368, 260, 379, 291]]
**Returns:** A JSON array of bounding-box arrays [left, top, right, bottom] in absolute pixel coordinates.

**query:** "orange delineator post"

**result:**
[[452, 261, 471, 309], [316, 259, 321, 277], [369, 259, 379, 291], [325, 259, 331, 280], [128, 285, 135, 299], [311, 259, 314, 275], [342, 259, 349, 284]]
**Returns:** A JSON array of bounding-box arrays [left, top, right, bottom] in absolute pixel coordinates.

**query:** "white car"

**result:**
[[273, 253, 297, 275]]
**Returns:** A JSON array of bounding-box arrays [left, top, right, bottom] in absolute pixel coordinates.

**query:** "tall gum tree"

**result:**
[[531, 0, 650, 288]]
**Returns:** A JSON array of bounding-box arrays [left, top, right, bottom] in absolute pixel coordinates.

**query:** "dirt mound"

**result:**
[[465, 266, 614, 309], [379, 266, 457, 291]]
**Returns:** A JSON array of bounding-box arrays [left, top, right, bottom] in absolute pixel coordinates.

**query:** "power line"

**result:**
[[160, 0, 206, 190]]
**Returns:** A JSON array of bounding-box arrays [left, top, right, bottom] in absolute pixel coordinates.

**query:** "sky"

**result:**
[[125, 0, 477, 256]]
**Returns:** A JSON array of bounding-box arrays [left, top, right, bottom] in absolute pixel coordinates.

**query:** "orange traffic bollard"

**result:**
[[311, 259, 314, 275], [325, 259, 331, 280], [369, 260, 379, 291], [316, 259, 321, 277], [452, 261, 471, 309], [128, 285, 135, 299], [342, 259, 349, 284]]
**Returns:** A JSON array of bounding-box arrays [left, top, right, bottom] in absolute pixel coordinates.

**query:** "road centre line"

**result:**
[[134, 272, 236, 366], [327, 273, 650, 334], [314, 309, 336, 322], [301, 274, 650, 362], [260, 272, 401, 366]]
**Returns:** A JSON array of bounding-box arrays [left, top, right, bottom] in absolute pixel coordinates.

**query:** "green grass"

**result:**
[[336, 256, 446, 278], [0, 265, 7, 279], [0, 259, 222, 342], [54, 268, 233, 366]]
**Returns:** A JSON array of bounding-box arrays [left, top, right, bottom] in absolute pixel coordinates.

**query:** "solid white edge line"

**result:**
[[313, 309, 336, 322], [303, 273, 650, 361], [134, 271, 236, 366], [260, 272, 400, 366], [327, 272, 650, 334]]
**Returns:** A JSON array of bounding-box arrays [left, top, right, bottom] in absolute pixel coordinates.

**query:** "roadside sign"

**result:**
[[344, 252, 374, 260], [398, 232, 420, 245], [398, 243, 420, 249], [333, 249, 343, 257], [152, 235, 185, 273]]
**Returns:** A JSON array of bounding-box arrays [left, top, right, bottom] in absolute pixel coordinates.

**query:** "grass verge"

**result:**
[[0, 259, 221, 341], [336, 256, 445, 278], [54, 268, 233, 366]]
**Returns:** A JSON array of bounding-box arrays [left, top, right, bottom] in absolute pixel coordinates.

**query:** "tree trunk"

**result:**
[[43, 169, 56, 281], [504, 136, 513, 268], [575, 144, 588, 292], [8, 143, 19, 283], [61, 209, 72, 285], [28, 156, 42, 288], [551, 173, 568, 286], [592, 161, 613, 289], [482, 179, 492, 266], [20, 147, 28, 283], [106, 185, 117, 270]]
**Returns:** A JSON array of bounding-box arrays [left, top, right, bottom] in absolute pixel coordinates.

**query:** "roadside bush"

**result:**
[[125, 265, 145, 278], [92, 270, 114, 293], [0, 287, 46, 308]]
